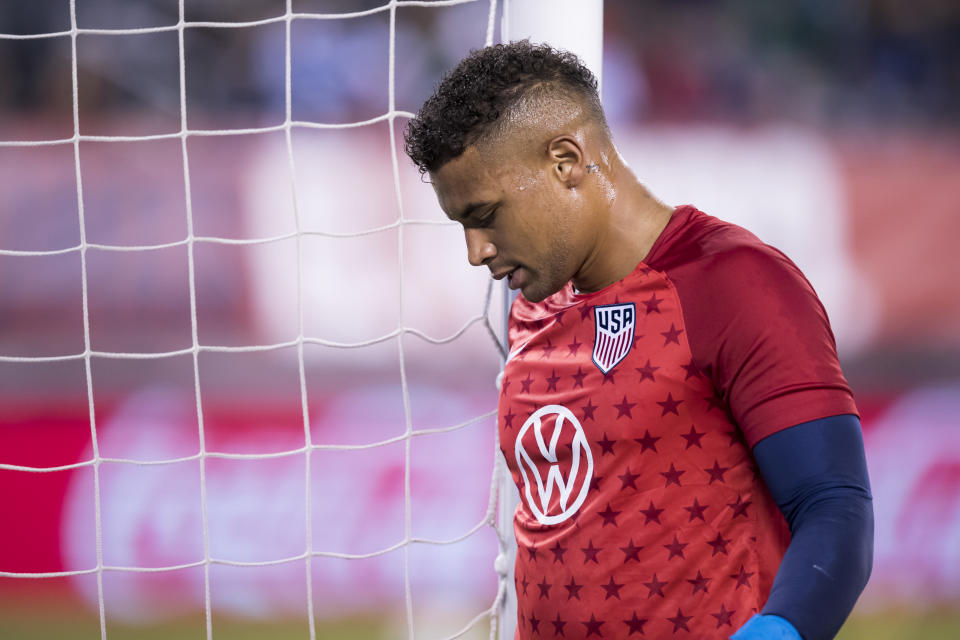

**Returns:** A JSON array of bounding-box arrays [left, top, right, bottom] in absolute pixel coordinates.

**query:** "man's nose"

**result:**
[[464, 228, 497, 267]]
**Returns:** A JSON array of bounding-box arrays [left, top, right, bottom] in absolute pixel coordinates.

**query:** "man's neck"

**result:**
[[571, 165, 673, 294]]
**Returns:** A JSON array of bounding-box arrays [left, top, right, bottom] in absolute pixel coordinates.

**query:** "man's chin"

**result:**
[[519, 279, 564, 304], [521, 289, 547, 303]]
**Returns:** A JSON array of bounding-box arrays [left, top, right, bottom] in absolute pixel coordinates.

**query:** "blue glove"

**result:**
[[730, 614, 803, 639]]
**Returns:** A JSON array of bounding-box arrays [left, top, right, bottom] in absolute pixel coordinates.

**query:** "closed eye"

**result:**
[[473, 207, 497, 228]]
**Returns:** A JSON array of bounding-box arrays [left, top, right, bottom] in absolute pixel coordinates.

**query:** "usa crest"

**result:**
[[592, 302, 636, 374]]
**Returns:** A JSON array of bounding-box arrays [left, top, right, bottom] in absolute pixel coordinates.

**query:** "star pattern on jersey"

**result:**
[[580, 398, 598, 422], [597, 503, 621, 527], [683, 497, 709, 522], [528, 612, 540, 634], [537, 577, 552, 599], [540, 339, 557, 359], [624, 612, 648, 635], [667, 609, 693, 632], [595, 432, 617, 456], [640, 500, 665, 525], [728, 494, 752, 518], [619, 538, 643, 563], [731, 564, 755, 589], [706, 532, 732, 556], [581, 540, 602, 564], [635, 359, 660, 382], [712, 604, 736, 628], [551, 613, 566, 635], [705, 459, 730, 484], [519, 574, 529, 596], [643, 292, 663, 314], [635, 430, 661, 453], [520, 373, 534, 393], [601, 370, 617, 385], [601, 575, 624, 600], [545, 369, 561, 392], [567, 336, 582, 356], [660, 463, 685, 487], [549, 540, 567, 564], [564, 575, 583, 600], [644, 573, 667, 598], [583, 614, 605, 637], [502, 407, 515, 430], [680, 424, 706, 448], [681, 358, 703, 380], [661, 323, 684, 345], [617, 467, 640, 490], [590, 474, 604, 492], [687, 570, 711, 594], [657, 392, 683, 416], [663, 534, 688, 560], [613, 395, 637, 419], [571, 366, 588, 388]]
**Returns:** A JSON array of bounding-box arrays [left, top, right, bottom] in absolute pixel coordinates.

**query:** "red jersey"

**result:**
[[499, 205, 858, 639]]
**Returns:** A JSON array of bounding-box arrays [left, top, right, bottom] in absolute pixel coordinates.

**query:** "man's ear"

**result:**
[[547, 135, 586, 188]]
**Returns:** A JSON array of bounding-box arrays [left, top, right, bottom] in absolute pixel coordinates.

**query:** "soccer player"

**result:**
[[404, 42, 873, 640]]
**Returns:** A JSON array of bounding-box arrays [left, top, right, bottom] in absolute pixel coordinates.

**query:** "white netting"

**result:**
[[0, 1, 510, 639]]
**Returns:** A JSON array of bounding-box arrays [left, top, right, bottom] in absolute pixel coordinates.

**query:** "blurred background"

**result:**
[[1, 1, 958, 638]]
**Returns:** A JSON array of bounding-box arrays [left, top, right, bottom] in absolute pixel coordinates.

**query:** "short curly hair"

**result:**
[[404, 40, 605, 175]]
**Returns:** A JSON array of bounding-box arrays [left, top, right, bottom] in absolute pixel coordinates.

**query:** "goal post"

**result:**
[[501, 0, 604, 90], [496, 3, 604, 639]]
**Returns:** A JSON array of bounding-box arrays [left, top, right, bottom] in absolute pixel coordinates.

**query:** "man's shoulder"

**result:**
[[644, 205, 788, 275], [651, 208, 819, 321]]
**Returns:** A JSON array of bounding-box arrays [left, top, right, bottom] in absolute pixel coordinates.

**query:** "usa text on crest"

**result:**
[[592, 302, 636, 374]]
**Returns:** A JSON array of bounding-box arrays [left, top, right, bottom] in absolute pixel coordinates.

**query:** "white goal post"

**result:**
[[496, 3, 604, 639]]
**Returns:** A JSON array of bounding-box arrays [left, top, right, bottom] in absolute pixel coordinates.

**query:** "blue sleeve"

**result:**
[[751, 414, 874, 640]]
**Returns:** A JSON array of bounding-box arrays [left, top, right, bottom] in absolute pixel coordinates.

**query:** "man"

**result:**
[[405, 41, 872, 640]]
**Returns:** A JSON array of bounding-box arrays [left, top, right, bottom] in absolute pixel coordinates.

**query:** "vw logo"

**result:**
[[515, 404, 594, 525]]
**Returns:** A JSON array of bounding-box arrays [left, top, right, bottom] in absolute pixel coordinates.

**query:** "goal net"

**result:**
[[0, 1, 601, 639]]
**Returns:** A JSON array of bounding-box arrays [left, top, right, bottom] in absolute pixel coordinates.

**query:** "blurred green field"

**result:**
[[0, 610, 391, 640], [2, 606, 958, 639], [0, 603, 490, 640], [837, 608, 960, 640]]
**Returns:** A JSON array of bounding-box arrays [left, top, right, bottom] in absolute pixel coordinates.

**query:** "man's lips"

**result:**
[[491, 266, 528, 290]]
